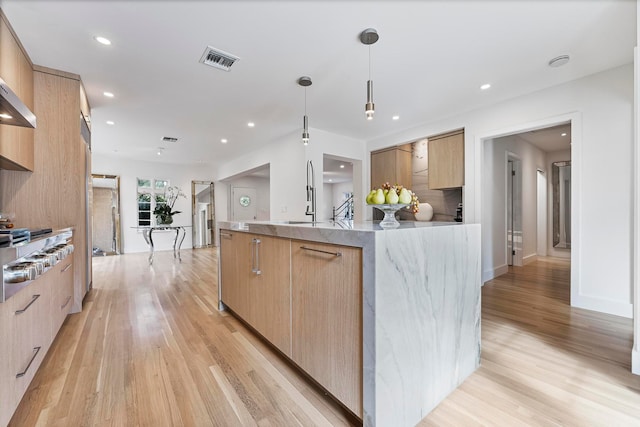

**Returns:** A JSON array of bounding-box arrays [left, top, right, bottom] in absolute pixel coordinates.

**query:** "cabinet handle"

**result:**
[[252, 238, 262, 275], [61, 264, 72, 273], [15, 294, 41, 315], [220, 232, 232, 239], [61, 295, 72, 310], [300, 246, 342, 257], [16, 346, 41, 378]]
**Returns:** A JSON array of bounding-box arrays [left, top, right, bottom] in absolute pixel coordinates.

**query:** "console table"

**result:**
[[134, 226, 189, 264]]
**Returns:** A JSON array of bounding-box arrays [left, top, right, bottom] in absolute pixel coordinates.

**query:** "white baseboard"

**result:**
[[523, 254, 538, 265], [483, 264, 508, 283], [633, 348, 640, 376], [571, 294, 633, 318]]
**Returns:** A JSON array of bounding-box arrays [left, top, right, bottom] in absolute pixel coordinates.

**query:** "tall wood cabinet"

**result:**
[[291, 241, 363, 417], [428, 129, 464, 189], [219, 230, 292, 356], [0, 9, 34, 171], [0, 66, 90, 313]]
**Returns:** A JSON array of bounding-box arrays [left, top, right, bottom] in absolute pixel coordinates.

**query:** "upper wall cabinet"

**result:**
[[370, 144, 412, 188], [428, 129, 464, 189], [0, 10, 34, 171]]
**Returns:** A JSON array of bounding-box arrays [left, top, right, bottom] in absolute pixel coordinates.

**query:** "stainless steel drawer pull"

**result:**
[[220, 232, 233, 239], [16, 346, 41, 378], [15, 294, 41, 315], [61, 264, 72, 273], [252, 238, 262, 275], [61, 295, 72, 310], [300, 246, 342, 257]]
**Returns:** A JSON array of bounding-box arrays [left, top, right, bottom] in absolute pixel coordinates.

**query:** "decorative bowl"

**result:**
[[372, 204, 410, 228]]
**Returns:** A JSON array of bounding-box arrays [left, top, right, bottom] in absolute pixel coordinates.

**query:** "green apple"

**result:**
[[372, 188, 385, 204], [398, 188, 412, 204], [385, 188, 399, 204]]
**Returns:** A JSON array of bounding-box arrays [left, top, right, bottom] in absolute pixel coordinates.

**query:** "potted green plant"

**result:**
[[153, 186, 185, 225]]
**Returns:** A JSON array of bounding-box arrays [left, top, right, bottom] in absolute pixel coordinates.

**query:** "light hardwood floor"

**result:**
[[9, 251, 640, 426]]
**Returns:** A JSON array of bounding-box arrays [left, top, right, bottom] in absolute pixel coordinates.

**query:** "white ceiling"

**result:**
[[1, 1, 635, 169], [517, 123, 572, 153], [323, 157, 353, 184]]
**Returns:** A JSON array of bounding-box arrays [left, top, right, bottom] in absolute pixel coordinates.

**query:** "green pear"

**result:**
[[398, 188, 412, 204], [385, 188, 399, 204], [372, 188, 386, 204], [366, 190, 376, 204]]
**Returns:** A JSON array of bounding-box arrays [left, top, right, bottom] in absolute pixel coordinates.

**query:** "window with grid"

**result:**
[[137, 178, 169, 226]]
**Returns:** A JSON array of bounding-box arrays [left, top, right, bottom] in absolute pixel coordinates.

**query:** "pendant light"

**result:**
[[360, 28, 379, 120], [298, 76, 312, 145]]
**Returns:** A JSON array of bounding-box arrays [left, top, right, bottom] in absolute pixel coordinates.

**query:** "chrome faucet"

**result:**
[[306, 160, 316, 222]]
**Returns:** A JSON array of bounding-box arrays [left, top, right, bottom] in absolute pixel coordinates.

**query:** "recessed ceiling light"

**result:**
[[157, 147, 164, 156], [340, 164, 345, 169], [106, 120, 115, 125], [221, 138, 228, 144], [247, 122, 255, 128], [480, 83, 491, 90], [0, 113, 13, 119], [94, 36, 111, 46], [392, 115, 400, 121], [328, 179, 333, 182], [103, 91, 114, 98], [561, 132, 567, 137], [548, 55, 570, 68]]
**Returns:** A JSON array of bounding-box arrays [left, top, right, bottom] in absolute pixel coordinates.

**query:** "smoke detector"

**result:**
[[548, 55, 570, 68], [199, 46, 240, 71]]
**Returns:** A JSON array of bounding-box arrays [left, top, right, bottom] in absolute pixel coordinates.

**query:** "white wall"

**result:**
[[546, 149, 572, 258], [92, 154, 214, 253], [215, 128, 366, 223], [225, 176, 270, 220], [369, 64, 634, 318], [322, 183, 334, 220], [482, 135, 546, 281]]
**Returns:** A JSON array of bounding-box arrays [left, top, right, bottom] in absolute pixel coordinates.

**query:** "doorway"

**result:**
[[323, 154, 354, 221], [506, 155, 522, 267], [91, 174, 121, 256], [192, 181, 215, 248]]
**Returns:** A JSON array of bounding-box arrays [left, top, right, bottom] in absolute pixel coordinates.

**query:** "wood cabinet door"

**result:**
[[0, 292, 15, 427], [12, 275, 52, 404], [219, 229, 251, 320], [291, 241, 362, 417], [220, 231, 292, 356], [428, 131, 464, 189], [246, 235, 291, 356], [52, 254, 74, 337]]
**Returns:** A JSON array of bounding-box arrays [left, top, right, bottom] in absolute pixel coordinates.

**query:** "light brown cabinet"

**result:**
[[219, 230, 291, 356], [11, 273, 53, 416], [0, 9, 34, 171], [52, 253, 74, 336], [370, 144, 412, 189], [291, 241, 363, 417], [428, 129, 464, 189]]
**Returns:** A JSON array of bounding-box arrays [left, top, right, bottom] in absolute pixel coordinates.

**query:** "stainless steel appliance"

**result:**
[[81, 115, 93, 294], [1, 229, 73, 302], [0, 77, 36, 128]]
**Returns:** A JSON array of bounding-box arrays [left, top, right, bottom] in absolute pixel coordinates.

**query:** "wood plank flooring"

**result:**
[[9, 252, 640, 426]]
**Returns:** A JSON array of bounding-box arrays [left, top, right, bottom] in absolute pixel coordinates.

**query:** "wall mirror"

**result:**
[[192, 181, 215, 248], [552, 161, 571, 248], [91, 174, 121, 256]]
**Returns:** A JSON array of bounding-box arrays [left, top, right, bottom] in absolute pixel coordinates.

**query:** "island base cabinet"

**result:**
[[220, 230, 291, 356], [291, 241, 363, 418]]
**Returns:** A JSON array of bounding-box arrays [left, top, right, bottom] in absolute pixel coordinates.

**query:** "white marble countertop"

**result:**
[[217, 219, 463, 248]]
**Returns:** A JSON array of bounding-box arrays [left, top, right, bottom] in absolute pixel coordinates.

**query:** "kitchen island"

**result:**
[[217, 220, 481, 427]]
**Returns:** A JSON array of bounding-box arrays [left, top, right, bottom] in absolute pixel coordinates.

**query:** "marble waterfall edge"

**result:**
[[371, 225, 481, 426]]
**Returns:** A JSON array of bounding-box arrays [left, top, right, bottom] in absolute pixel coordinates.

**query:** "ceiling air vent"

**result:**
[[162, 136, 179, 143], [199, 46, 239, 72]]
